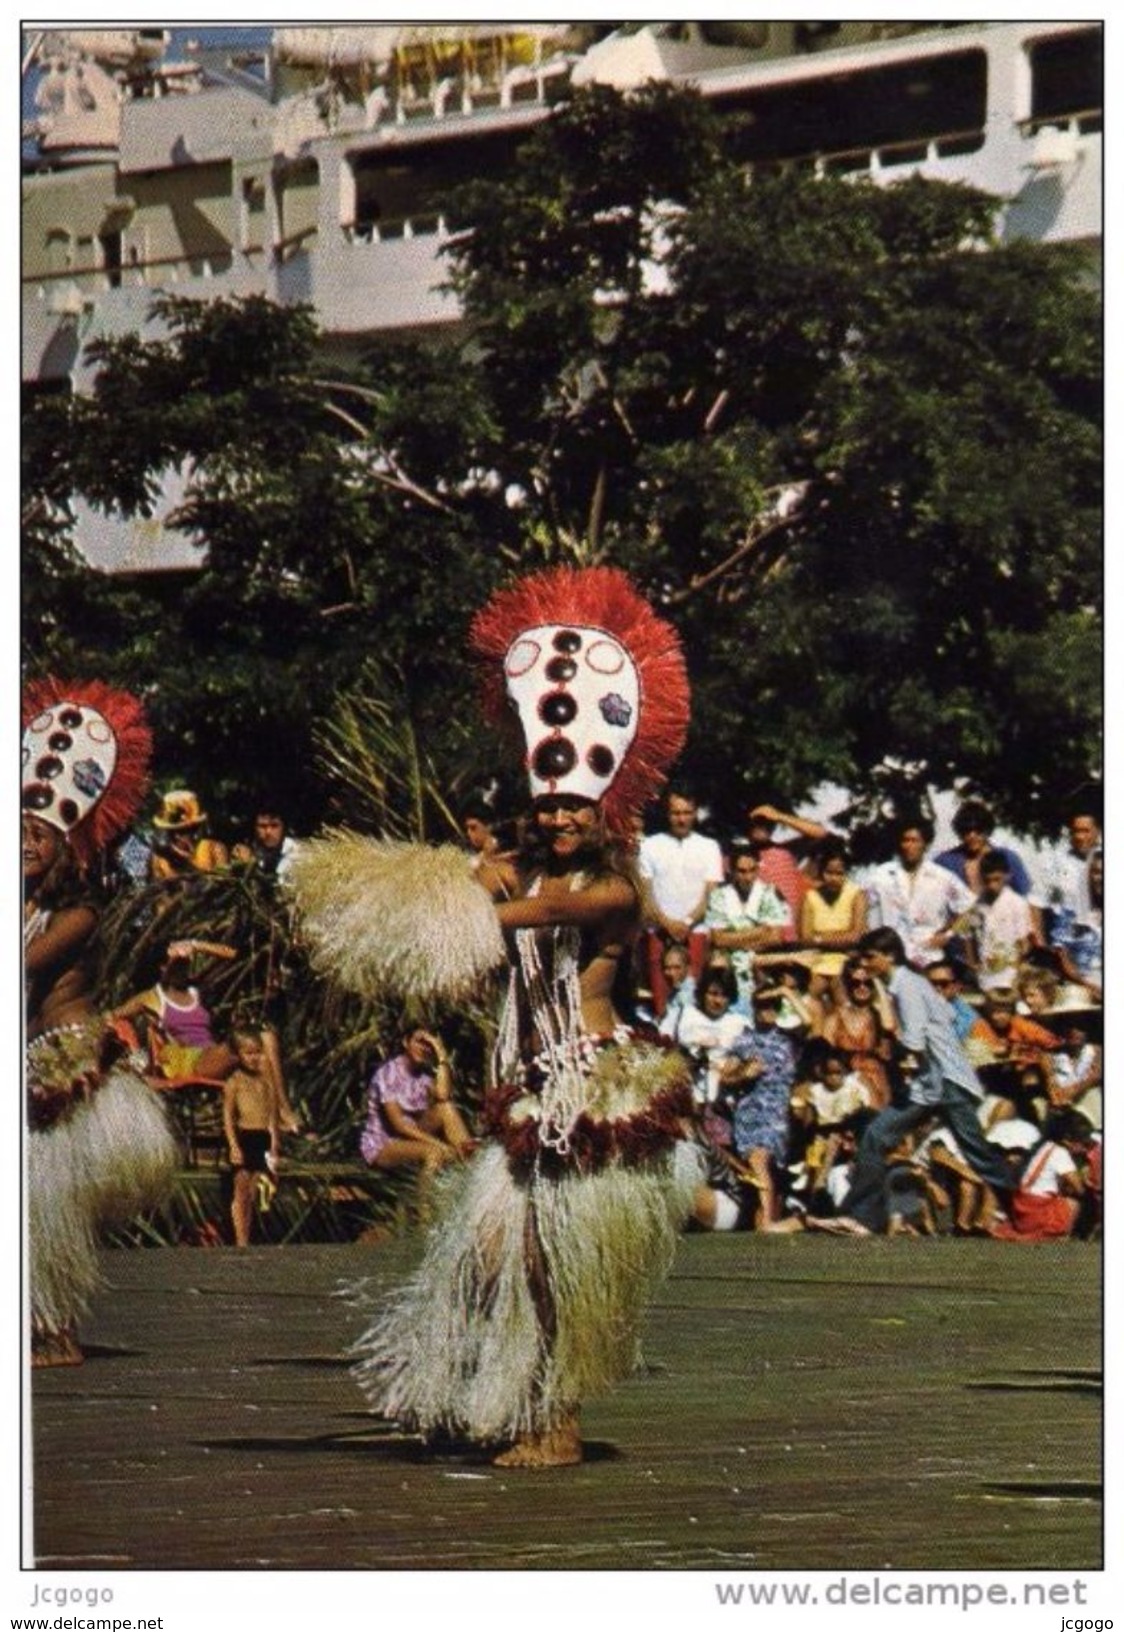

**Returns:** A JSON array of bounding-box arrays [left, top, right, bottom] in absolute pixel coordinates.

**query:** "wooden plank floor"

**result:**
[[31, 1233, 1101, 1571]]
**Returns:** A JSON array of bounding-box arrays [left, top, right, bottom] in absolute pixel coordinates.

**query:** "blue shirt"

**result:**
[[887, 963, 983, 1104], [935, 843, 1032, 897]]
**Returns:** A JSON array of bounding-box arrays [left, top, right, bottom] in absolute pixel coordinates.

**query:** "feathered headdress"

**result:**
[[22, 677, 153, 868], [470, 565, 690, 835]]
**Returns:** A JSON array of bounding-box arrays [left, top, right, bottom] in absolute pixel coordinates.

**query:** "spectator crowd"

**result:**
[[630, 790, 1102, 1242], [95, 779, 1103, 1247]]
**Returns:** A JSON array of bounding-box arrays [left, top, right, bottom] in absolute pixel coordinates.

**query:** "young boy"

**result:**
[[971, 851, 1035, 990], [223, 1028, 281, 1247]]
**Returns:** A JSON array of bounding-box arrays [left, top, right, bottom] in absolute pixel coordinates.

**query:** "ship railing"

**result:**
[[746, 125, 987, 182], [391, 58, 570, 123], [23, 247, 246, 297], [1019, 107, 1102, 138], [344, 212, 448, 244]]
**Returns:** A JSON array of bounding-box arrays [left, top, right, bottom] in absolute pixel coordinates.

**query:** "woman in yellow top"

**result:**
[[800, 837, 867, 991]]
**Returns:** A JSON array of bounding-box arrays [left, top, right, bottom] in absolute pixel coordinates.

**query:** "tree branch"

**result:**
[[666, 481, 812, 605], [703, 388, 730, 435], [311, 377, 390, 408], [587, 462, 607, 554], [318, 402, 457, 515]]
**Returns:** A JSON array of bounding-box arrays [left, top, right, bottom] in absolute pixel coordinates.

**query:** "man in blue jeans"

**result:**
[[816, 926, 1012, 1234]]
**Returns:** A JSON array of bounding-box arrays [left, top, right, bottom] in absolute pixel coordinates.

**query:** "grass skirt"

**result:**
[[353, 1042, 702, 1443], [28, 1030, 178, 1334]]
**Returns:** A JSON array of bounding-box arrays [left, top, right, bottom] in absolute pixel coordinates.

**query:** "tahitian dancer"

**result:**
[[289, 566, 701, 1466], [23, 679, 178, 1365]]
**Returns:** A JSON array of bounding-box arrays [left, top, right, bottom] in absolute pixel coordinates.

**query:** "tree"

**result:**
[[22, 85, 1101, 839], [439, 86, 1101, 833], [22, 295, 503, 834]]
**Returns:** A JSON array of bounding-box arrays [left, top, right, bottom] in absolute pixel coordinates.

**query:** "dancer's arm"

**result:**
[[496, 875, 635, 930], [24, 905, 97, 973]]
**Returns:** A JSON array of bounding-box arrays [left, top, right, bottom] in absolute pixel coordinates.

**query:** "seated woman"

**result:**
[[1043, 994, 1102, 1131], [676, 963, 754, 1114], [800, 837, 867, 996], [816, 954, 895, 1109], [991, 1108, 1089, 1241], [360, 1026, 475, 1182], [115, 941, 302, 1134], [116, 940, 239, 1081]]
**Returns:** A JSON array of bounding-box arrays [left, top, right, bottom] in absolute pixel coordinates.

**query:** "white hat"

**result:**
[[986, 1117, 1041, 1151]]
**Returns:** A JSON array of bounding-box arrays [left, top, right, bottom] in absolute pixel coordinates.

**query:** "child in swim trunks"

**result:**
[[223, 1028, 281, 1247]]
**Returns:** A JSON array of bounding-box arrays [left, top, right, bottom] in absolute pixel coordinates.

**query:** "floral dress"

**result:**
[[731, 1023, 797, 1163]]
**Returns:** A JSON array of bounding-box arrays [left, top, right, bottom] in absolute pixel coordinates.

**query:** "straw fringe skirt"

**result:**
[[28, 1029, 178, 1334], [353, 1042, 702, 1443]]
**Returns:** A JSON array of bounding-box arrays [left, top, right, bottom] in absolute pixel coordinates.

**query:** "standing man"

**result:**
[[705, 843, 790, 1008], [935, 798, 1032, 897], [812, 927, 1012, 1235], [866, 818, 975, 968], [638, 787, 724, 1011], [1031, 803, 1103, 945]]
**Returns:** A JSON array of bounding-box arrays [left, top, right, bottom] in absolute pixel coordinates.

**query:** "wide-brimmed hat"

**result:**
[[1041, 983, 1102, 1022], [153, 789, 207, 830], [986, 1117, 1041, 1151]]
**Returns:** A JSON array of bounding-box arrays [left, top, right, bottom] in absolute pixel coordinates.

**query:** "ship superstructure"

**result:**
[[21, 22, 1101, 567]]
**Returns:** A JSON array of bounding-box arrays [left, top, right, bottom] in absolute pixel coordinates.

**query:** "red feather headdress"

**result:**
[[22, 677, 153, 867], [470, 566, 689, 835]]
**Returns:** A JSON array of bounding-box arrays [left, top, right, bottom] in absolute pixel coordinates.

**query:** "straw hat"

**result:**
[[152, 789, 208, 830], [1041, 983, 1102, 1022]]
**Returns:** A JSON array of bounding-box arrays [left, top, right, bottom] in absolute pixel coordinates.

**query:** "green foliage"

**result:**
[[21, 88, 1101, 837]]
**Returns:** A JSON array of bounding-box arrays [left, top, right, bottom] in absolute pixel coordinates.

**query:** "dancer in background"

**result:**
[[24, 679, 178, 1365]]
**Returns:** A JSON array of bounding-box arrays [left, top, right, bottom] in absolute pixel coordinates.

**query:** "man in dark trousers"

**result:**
[[814, 926, 1012, 1234]]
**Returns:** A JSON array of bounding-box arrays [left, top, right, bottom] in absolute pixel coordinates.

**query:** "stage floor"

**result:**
[[29, 1232, 1101, 1571]]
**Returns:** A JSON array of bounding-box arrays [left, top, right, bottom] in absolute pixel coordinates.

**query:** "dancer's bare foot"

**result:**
[[31, 1328, 84, 1368], [493, 1418, 582, 1468]]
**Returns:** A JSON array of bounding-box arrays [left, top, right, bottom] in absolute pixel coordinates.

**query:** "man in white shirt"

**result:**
[[704, 845, 790, 1005], [866, 819, 975, 968], [1031, 806, 1102, 938], [638, 789, 724, 1011]]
